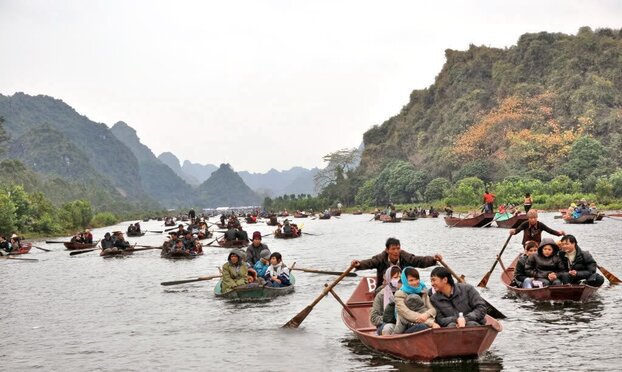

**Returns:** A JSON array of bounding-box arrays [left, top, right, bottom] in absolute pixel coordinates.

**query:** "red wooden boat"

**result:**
[[382, 218, 401, 223], [64, 241, 99, 250], [499, 256, 599, 302], [330, 210, 342, 216], [444, 213, 494, 227], [217, 239, 248, 248], [8, 242, 32, 255], [293, 212, 308, 218], [342, 277, 502, 362], [495, 213, 528, 228], [274, 231, 302, 239]]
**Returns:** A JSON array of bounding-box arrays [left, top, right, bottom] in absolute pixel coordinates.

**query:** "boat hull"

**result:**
[[495, 213, 528, 228], [64, 242, 98, 250], [500, 256, 599, 301], [564, 215, 596, 224], [342, 277, 501, 361], [214, 274, 295, 300], [444, 213, 494, 227]]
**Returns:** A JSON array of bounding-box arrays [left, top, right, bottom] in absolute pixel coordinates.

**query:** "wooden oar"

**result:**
[[598, 264, 621, 284], [32, 245, 52, 252], [1, 255, 39, 261], [134, 245, 163, 249], [477, 234, 513, 288], [70, 248, 100, 256], [161, 274, 222, 286], [282, 263, 355, 328], [45, 240, 68, 244], [302, 232, 321, 236], [291, 267, 357, 277], [481, 214, 505, 228], [202, 234, 224, 247], [146, 230, 163, 234], [324, 283, 356, 319], [439, 259, 506, 319]]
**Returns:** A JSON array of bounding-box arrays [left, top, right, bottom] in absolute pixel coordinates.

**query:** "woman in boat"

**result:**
[[101, 232, 116, 254], [510, 209, 565, 245], [525, 238, 564, 287], [558, 235, 605, 287], [221, 249, 248, 293], [394, 267, 439, 334], [512, 240, 539, 288], [83, 229, 93, 244], [370, 265, 401, 335], [263, 252, 291, 287], [430, 267, 487, 328], [0, 235, 11, 255]]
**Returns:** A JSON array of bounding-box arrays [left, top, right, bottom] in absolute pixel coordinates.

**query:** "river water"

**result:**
[[2, 213, 621, 371]]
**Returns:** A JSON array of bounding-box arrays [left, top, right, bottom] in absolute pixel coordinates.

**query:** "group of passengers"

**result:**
[[100, 231, 131, 254], [70, 229, 94, 244], [352, 237, 488, 335], [274, 219, 301, 237], [161, 230, 204, 256], [220, 231, 292, 293], [0, 234, 23, 255], [564, 200, 598, 220]]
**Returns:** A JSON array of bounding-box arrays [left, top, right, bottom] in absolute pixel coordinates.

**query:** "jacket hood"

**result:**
[[228, 248, 246, 263], [538, 238, 560, 256]]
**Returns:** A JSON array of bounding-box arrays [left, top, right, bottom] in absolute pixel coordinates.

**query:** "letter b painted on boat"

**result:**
[[366, 277, 376, 292]]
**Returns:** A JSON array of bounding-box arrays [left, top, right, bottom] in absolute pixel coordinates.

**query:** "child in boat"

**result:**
[[512, 240, 539, 288], [525, 238, 564, 287], [370, 265, 401, 335], [253, 249, 270, 278], [221, 249, 248, 293], [263, 252, 291, 287], [394, 267, 439, 334]]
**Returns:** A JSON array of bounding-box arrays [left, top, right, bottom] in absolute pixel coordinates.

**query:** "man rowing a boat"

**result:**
[[351, 237, 442, 287], [509, 209, 565, 245]]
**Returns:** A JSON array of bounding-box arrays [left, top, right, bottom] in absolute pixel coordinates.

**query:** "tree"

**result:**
[[446, 177, 486, 206], [0, 193, 17, 234], [424, 178, 452, 201], [560, 136, 606, 179], [314, 148, 360, 192], [548, 175, 581, 195]]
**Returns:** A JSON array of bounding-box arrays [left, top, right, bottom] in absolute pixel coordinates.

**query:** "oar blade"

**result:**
[[33, 246, 52, 252], [599, 265, 621, 285], [69, 249, 97, 256], [484, 299, 506, 319], [161, 278, 202, 286], [477, 272, 491, 288], [282, 305, 313, 329]]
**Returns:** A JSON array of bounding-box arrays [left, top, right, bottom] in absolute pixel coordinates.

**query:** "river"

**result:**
[[2, 212, 620, 371]]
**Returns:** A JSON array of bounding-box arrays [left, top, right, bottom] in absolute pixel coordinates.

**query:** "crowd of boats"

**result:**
[[2, 205, 620, 364]]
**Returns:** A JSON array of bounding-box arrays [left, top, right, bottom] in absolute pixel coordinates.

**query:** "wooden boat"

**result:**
[[293, 212, 308, 218], [444, 213, 494, 228], [382, 218, 401, 223], [330, 210, 342, 216], [401, 215, 418, 221], [318, 214, 331, 220], [594, 213, 605, 221], [245, 217, 257, 224], [8, 243, 32, 255], [495, 213, 528, 228], [607, 213, 622, 217], [161, 250, 202, 259], [278, 211, 290, 217], [100, 249, 131, 258], [164, 219, 176, 226], [217, 239, 248, 248], [564, 215, 596, 224], [214, 274, 296, 300], [274, 231, 302, 239], [342, 277, 502, 362], [126, 231, 146, 237], [499, 256, 599, 302], [64, 241, 99, 250], [352, 211, 363, 215], [142, 218, 150, 222]]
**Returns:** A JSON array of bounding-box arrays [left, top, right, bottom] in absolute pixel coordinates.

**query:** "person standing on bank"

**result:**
[[351, 237, 442, 287]]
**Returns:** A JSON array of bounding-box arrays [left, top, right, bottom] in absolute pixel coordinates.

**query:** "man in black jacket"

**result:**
[[351, 237, 441, 288], [430, 267, 487, 327], [558, 234, 604, 287]]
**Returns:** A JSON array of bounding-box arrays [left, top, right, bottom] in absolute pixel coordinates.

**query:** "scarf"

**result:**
[[400, 267, 427, 295], [383, 265, 400, 309]]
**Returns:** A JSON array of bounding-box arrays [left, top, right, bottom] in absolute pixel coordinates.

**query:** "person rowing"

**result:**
[[509, 209, 564, 245], [351, 237, 442, 289]]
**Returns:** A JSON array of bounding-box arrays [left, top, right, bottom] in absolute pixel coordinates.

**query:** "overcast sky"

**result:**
[[1, 1, 620, 173]]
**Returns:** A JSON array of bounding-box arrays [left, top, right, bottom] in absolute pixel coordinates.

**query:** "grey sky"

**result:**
[[1, 1, 620, 172]]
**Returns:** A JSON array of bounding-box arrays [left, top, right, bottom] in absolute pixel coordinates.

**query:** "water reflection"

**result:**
[[340, 336, 504, 372]]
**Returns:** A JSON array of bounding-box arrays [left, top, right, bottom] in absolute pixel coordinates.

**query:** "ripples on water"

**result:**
[[1, 213, 620, 371]]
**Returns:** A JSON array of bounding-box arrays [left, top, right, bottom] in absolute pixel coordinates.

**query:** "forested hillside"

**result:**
[[342, 27, 622, 207]]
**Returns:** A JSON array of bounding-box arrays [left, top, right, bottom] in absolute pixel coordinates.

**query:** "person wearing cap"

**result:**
[[246, 231, 270, 266], [221, 249, 248, 293], [525, 238, 564, 287], [558, 235, 604, 287], [510, 209, 565, 245], [253, 249, 271, 277]]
